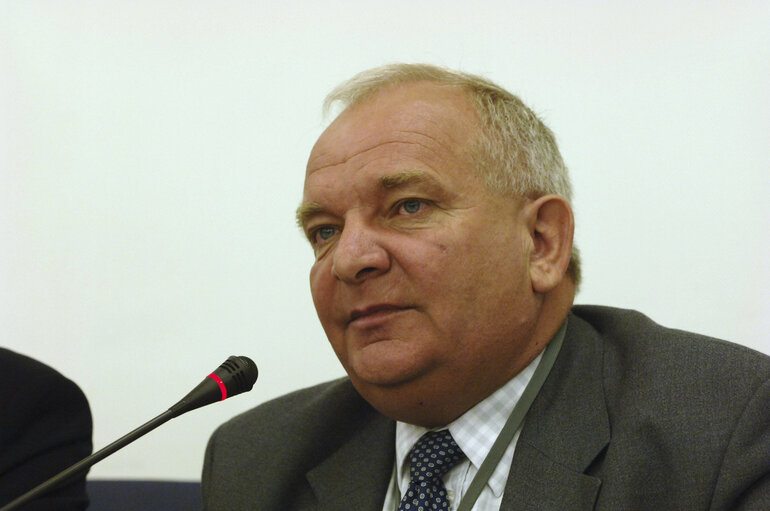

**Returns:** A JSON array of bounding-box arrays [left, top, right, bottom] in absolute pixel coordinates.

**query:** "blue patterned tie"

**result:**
[[398, 430, 466, 511]]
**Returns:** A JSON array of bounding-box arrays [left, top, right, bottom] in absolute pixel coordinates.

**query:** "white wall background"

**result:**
[[1, 1, 767, 481]]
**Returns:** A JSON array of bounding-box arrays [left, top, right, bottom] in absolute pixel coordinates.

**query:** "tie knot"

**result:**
[[408, 430, 466, 483]]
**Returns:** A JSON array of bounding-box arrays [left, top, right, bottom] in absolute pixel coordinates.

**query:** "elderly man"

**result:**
[[202, 64, 770, 510]]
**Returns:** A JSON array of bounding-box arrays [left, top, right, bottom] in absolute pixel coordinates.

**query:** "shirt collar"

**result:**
[[394, 350, 543, 497]]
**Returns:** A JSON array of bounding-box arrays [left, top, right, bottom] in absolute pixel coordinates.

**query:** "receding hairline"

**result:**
[[322, 64, 513, 119]]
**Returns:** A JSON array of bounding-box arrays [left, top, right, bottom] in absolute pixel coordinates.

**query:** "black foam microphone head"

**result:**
[[214, 355, 258, 397], [168, 355, 258, 418]]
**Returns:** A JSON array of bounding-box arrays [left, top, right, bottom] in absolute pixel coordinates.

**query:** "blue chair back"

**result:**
[[87, 480, 201, 510]]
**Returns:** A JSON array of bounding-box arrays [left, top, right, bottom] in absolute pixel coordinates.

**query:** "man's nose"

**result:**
[[331, 220, 390, 284]]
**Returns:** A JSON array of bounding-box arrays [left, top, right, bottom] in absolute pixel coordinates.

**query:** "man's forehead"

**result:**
[[306, 81, 478, 175]]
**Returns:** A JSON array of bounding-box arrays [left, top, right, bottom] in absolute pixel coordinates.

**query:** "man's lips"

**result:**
[[348, 304, 411, 325]]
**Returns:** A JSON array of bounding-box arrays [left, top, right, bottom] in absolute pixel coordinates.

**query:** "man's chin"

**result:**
[[347, 365, 455, 428], [348, 360, 425, 388], [347, 341, 432, 388]]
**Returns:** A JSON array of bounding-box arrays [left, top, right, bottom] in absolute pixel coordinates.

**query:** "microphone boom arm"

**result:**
[[1, 408, 177, 510], [0, 355, 257, 511]]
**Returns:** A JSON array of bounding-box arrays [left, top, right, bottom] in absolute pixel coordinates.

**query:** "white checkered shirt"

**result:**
[[382, 351, 544, 511]]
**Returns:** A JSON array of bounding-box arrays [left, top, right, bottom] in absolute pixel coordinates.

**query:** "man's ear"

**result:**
[[523, 194, 574, 293]]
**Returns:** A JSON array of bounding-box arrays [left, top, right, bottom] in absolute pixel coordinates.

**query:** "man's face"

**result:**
[[299, 82, 541, 426]]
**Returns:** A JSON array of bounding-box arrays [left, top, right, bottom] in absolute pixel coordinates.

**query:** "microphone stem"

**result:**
[[0, 408, 176, 511]]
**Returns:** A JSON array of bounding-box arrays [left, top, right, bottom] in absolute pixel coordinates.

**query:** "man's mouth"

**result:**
[[348, 304, 411, 325]]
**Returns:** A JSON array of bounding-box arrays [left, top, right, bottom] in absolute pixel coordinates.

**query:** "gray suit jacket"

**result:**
[[202, 306, 770, 510]]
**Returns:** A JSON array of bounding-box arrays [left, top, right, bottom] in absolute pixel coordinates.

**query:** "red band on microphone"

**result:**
[[207, 373, 227, 401]]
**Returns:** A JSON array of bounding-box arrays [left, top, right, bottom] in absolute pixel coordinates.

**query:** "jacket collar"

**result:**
[[302, 312, 609, 510], [501, 312, 610, 510], [305, 408, 395, 511]]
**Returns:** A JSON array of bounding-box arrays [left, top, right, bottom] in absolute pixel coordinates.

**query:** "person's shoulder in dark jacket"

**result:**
[[0, 348, 93, 510], [572, 305, 770, 509]]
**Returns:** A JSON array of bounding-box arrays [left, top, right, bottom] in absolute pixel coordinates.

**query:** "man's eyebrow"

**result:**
[[295, 201, 324, 230], [378, 170, 435, 189], [296, 171, 441, 229]]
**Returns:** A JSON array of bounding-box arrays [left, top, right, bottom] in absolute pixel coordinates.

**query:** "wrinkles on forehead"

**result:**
[[306, 129, 467, 180], [298, 82, 485, 236], [306, 83, 481, 177]]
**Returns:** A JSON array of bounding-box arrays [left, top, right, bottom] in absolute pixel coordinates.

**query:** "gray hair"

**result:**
[[323, 63, 581, 286]]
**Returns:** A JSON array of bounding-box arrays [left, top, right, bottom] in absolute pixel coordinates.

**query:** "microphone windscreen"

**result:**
[[213, 355, 258, 397], [168, 355, 258, 417]]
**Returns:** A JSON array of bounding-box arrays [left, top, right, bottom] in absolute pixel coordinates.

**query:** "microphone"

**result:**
[[168, 355, 258, 417], [0, 356, 258, 511]]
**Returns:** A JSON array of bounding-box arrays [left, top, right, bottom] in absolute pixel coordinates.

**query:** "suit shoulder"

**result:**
[[571, 304, 770, 375], [569, 306, 770, 507], [203, 378, 394, 508], [203, 377, 388, 506], [571, 305, 770, 419], [0, 348, 92, 508], [0, 348, 91, 436], [0, 347, 81, 388], [210, 377, 374, 449]]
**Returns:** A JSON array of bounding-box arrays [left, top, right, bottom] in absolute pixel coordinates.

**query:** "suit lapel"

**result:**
[[501, 313, 610, 510], [305, 412, 395, 511], [302, 314, 609, 511]]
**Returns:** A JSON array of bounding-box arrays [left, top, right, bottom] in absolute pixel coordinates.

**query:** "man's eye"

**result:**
[[400, 199, 423, 214], [313, 226, 337, 243]]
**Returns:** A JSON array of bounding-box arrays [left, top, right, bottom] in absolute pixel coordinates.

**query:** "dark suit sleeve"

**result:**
[[710, 376, 770, 510], [0, 349, 93, 510]]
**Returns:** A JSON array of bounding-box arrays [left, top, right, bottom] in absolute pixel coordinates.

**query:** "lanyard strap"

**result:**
[[393, 320, 567, 510], [455, 320, 566, 511]]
